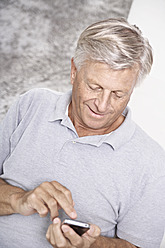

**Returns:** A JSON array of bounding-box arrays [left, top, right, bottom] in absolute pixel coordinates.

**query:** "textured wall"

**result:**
[[0, 0, 133, 121]]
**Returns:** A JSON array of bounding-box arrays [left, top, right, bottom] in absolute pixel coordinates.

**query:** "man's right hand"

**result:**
[[10, 181, 77, 221]]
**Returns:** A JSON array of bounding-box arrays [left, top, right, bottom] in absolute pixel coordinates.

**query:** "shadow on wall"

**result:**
[[0, 0, 133, 121]]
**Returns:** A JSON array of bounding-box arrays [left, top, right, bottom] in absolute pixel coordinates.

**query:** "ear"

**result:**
[[70, 58, 77, 85]]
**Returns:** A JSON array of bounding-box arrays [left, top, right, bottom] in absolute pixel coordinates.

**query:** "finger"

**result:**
[[85, 224, 101, 238], [46, 224, 56, 247], [80, 224, 101, 247], [48, 183, 77, 219], [37, 192, 59, 220], [45, 189, 76, 220], [51, 181, 74, 206], [36, 202, 49, 218], [62, 224, 83, 247], [23, 188, 56, 219], [50, 218, 69, 248], [27, 194, 49, 217], [40, 182, 77, 219], [53, 189, 77, 219], [31, 182, 77, 219]]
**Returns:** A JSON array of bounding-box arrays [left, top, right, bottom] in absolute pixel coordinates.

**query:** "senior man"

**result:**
[[0, 18, 165, 248]]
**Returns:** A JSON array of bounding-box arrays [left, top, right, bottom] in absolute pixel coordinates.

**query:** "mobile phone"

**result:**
[[63, 219, 90, 236]]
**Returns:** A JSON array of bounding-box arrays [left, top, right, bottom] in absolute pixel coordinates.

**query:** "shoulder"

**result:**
[[18, 88, 63, 118], [133, 124, 165, 155], [131, 124, 165, 179], [19, 88, 62, 105]]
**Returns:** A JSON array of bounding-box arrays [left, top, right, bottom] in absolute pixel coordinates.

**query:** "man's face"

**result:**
[[70, 59, 139, 135]]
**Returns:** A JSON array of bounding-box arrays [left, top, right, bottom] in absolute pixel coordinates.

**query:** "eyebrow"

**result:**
[[86, 78, 98, 85]]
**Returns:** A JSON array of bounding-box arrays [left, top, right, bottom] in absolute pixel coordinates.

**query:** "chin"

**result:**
[[85, 122, 108, 131]]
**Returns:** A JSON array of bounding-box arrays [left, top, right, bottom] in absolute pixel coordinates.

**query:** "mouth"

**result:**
[[87, 106, 106, 118]]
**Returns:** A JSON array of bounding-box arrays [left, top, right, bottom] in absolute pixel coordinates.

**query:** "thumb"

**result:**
[[86, 224, 101, 238]]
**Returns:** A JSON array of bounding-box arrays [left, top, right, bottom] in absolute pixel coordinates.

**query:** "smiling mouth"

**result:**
[[88, 106, 106, 117]]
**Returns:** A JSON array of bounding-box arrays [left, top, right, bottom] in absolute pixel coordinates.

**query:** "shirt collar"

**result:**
[[103, 107, 136, 150], [49, 90, 136, 150], [48, 90, 72, 122], [73, 108, 136, 150]]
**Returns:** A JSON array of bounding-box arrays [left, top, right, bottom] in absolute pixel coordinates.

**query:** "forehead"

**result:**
[[79, 61, 139, 90]]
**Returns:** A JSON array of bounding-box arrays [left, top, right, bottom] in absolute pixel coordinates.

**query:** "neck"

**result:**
[[68, 103, 125, 137]]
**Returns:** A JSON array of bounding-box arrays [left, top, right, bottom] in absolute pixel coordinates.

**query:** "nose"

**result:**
[[95, 91, 111, 113]]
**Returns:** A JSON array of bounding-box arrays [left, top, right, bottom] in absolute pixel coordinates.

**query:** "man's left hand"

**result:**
[[46, 217, 101, 248]]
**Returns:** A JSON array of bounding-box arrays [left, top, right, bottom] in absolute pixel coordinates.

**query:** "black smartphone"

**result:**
[[63, 219, 90, 236]]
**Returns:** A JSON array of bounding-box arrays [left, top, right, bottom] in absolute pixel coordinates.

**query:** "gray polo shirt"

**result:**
[[0, 88, 165, 248]]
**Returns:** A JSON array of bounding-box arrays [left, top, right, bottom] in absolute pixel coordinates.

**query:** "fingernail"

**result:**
[[70, 211, 77, 219], [53, 218, 60, 224]]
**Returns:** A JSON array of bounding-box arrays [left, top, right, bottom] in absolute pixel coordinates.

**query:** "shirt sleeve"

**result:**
[[117, 176, 165, 248], [0, 98, 21, 175]]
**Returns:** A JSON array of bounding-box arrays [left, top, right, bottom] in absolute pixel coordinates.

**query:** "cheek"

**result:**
[[110, 98, 128, 114], [80, 89, 94, 103], [83, 97, 96, 109], [75, 89, 91, 110], [115, 98, 130, 112], [122, 96, 131, 107]]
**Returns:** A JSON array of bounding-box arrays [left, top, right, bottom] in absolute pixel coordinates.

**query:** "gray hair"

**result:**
[[73, 18, 153, 85]]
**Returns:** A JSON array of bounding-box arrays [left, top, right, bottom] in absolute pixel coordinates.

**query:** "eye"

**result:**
[[112, 91, 124, 99], [88, 84, 102, 91]]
